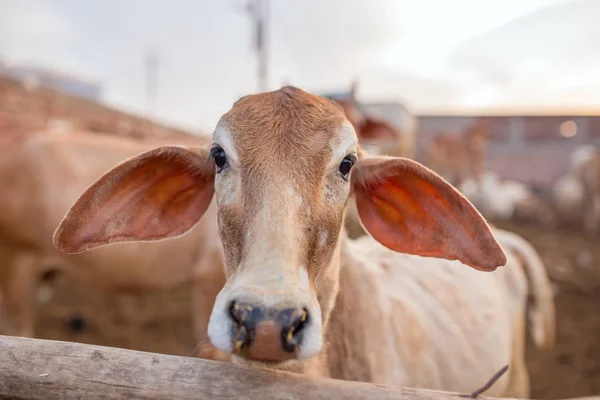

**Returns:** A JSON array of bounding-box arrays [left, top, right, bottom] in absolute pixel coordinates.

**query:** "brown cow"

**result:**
[[0, 131, 225, 341], [425, 118, 491, 187], [54, 87, 554, 397]]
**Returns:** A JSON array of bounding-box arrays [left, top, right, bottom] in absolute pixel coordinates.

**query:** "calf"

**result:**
[[54, 87, 554, 397], [0, 131, 225, 341], [425, 119, 490, 187]]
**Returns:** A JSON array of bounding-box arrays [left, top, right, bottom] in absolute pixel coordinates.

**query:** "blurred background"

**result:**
[[1, 1, 599, 399]]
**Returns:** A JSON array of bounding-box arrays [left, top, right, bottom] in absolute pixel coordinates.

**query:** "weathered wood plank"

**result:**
[[0, 335, 594, 400]]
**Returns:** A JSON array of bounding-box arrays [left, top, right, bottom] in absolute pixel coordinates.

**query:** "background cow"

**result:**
[[0, 130, 226, 345]]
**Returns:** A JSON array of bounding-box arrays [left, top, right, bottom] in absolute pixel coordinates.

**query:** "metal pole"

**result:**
[[145, 50, 159, 117], [255, 0, 268, 92]]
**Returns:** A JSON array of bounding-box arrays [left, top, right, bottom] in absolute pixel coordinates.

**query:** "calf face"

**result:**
[[53, 86, 506, 368]]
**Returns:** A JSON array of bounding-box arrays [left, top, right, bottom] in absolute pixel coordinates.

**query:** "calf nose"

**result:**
[[229, 301, 308, 362]]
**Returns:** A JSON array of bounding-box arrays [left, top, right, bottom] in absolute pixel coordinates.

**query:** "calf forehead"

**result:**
[[220, 86, 347, 165]]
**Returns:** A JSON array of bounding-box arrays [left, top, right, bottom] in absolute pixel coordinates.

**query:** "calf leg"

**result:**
[[583, 196, 600, 236], [0, 246, 38, 337], [501, 310, 530, 398], [580, 161, 600, 236]]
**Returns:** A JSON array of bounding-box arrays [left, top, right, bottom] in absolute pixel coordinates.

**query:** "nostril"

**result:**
[[228, 301, 241, 323], [281, 307, 309, 352], [229, 301, 255, 326], [229, 301, 255, 354]]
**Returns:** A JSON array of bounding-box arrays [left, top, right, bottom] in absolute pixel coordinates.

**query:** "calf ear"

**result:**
[[53, 145, 215, 254], [351, 156, 506, 271]]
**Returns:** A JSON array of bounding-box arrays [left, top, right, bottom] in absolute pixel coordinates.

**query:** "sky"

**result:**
[[1, 0, 597, 133]]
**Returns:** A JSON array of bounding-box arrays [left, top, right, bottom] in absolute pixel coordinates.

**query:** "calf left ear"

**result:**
[[53, 145, 215, 254], [352, 156, 506, 271]]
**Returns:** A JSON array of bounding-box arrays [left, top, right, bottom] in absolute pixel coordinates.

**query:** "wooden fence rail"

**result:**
[[0, 335, 597, 400]]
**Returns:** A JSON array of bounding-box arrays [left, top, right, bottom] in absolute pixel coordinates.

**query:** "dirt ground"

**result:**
[[496, 221, 600, 400], [34, 221, 599, 399]]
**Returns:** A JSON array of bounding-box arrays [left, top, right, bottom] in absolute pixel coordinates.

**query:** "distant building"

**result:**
[[0, 63, 103, 101], [416, 113, 600, 190]]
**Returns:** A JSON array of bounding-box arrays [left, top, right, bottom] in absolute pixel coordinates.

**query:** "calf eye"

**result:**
[[339, 155, 356, 180], [211, 146, 228, 172]]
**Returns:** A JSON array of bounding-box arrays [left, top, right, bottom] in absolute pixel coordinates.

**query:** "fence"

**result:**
[[2, 335, 599, 400], [0, 335, 513, 400]]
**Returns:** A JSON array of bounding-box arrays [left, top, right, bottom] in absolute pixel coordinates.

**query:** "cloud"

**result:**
[[1, 0, 598, 128], [1, 0, 408, 129], [447, 0, 600, 107]]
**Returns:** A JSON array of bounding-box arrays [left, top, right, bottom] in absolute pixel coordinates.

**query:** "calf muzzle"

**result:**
[[229, 301, 308, 362]]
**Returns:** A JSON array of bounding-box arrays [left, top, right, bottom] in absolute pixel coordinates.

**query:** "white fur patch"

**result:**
[[36, 284, 54, 305], [285, 185, 304, 207], [207, 290, 234, 353], [213, 122, 239, 166], [319, 230, 328, 247], [299, 266, 309, 289], [215, 174, 237, 205], [296, 305, 323, 360], [285, 185, 294, 197], [328, 121, 358, 167], [212, 122, 241, 206], [320, 121, 357, 205]]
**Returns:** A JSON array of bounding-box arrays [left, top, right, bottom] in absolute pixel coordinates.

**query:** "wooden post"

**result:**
[[0, 335, 501, 400]]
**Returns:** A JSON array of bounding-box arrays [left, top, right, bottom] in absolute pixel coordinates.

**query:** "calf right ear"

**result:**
[[351, 155, 506, 272], [53, 145, 215, 254]]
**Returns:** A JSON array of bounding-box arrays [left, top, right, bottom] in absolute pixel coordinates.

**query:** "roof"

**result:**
[[1, 63, 100, 88], [416, 107, 600, 118], [320, 90, 353, 101]]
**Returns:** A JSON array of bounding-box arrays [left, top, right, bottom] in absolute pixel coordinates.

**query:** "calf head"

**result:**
[[53, 86, 506, 368]]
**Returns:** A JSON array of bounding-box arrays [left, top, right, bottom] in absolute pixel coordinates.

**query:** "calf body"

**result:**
[[53, 87, 553, 398], [328, 235, 515, 394]]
